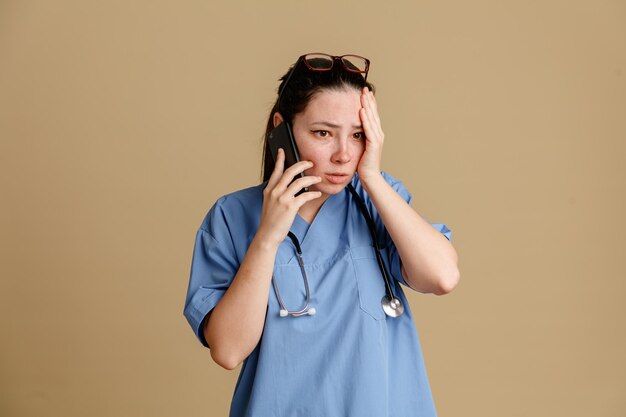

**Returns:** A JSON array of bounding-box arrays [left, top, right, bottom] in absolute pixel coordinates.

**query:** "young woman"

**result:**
[[184, 53, 459, 417]]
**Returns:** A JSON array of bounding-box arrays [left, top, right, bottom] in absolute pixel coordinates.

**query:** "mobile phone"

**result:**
[[268, 122, 309, 195]]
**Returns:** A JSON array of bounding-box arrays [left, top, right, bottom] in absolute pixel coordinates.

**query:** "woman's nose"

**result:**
[[331, 139, 351, 164]]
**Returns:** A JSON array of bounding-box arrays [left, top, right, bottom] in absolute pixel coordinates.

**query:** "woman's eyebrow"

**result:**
[[311, 121, 363, 129]]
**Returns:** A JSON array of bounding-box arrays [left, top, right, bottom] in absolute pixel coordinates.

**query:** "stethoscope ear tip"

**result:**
[[279, 309, 289, 317], [307, 307, 316, 316]]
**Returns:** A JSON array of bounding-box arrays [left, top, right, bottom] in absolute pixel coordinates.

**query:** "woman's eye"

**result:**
[[353, 132, 366, 140], [313, 130, 329, 138]]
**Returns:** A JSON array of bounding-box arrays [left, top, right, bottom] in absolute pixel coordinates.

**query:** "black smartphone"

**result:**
[[268, 122, 309, 195]]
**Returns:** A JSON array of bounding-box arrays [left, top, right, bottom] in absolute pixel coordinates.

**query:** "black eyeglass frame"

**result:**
[[277, 53, 370, 111]]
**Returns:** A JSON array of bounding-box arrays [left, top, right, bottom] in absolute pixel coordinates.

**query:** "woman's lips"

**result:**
[[325, 173, 349, 184]]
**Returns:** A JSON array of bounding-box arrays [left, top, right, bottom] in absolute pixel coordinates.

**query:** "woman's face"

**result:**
[[290, 88, 366, 196]]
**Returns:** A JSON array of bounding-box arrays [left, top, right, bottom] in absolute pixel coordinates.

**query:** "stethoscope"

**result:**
[[271, 183, 404, 318]]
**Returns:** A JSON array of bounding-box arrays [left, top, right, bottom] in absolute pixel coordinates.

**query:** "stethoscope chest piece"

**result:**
[[382, 295, 404, 317]]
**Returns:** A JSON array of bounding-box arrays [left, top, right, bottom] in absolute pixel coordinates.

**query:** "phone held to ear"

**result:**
[[268, 122, 309, 195]]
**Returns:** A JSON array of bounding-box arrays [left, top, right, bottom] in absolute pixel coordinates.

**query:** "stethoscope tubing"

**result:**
[[346, 183, 397, 301], [272, 235, 316, 317], [271, 183, 402, 318]]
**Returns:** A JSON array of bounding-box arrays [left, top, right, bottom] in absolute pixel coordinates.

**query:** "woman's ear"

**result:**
[[273, 112, 284, 128]]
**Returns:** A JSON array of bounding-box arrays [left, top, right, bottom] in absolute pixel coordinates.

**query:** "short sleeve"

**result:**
[[378, 172, 453, 289], [183, 202, 239, 348]]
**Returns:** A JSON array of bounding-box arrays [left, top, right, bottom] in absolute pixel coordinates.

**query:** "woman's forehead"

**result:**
[[299, 89, 362, 124]]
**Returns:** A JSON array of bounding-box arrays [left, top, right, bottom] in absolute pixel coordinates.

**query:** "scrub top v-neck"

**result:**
[[184, 172, 452, 417]]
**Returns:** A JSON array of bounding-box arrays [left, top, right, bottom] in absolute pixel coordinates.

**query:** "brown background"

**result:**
[[1, 0, 625, 416]]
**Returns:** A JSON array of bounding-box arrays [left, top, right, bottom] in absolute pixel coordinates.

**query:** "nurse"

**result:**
[[184, 53, 460, 417]]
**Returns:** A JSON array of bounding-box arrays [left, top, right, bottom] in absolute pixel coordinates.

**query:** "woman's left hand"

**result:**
[[357, 87, 385, 181]]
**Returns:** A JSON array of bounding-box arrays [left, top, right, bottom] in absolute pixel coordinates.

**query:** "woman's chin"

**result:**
[[308, 181, 349, 196]]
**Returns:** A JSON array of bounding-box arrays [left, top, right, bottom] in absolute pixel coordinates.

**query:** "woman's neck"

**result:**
[[297, 193, 330, 224]]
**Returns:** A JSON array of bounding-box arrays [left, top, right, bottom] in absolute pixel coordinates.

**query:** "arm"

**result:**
[[204, 150, 322, 369], [359, 174, 459, 295], [357, 87, 459, 295], [203, 233, 278, 369]]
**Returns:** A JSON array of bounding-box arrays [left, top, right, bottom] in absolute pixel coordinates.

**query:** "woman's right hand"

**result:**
[[256, 148, 323, 247]]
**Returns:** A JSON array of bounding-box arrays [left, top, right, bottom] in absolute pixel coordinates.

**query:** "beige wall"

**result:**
[[1, 0, 625, 416]]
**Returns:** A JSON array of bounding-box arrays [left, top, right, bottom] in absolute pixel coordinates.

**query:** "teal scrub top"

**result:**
[[184, 172, 452, 417]]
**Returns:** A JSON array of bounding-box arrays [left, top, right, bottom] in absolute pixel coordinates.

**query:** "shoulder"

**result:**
[[199, 183, 265, 236], [212, 183, 264, 213]]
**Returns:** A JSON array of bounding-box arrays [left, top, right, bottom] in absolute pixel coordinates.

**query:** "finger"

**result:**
[[363, 90, 381, 127], [365, 87, 378, 108], [293, 190, 323, 207], [277, 160, 314, 189], [266, 148, 285, 190], [360, 91, 375, 128], [359, 107, 371, 135], [363, 90, 378, 110], [360, 107, 376, 141], [362, 87, 377, 109], [361, 88, 381, 127], [285, 175, 322, 196], [361, 108, 384, 148], [361, 95, 383, 140]]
